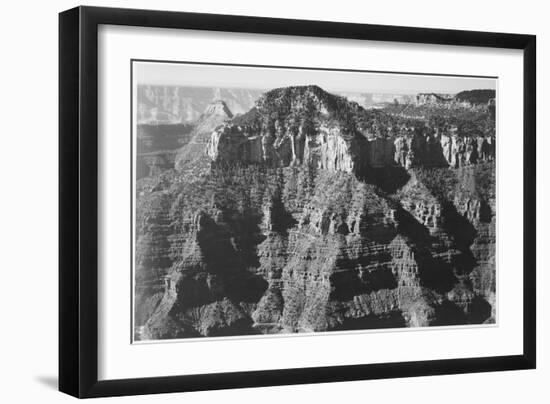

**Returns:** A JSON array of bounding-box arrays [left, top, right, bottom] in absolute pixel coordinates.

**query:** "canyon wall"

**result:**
[[135, 163, 495, 339], [134, 85, 496, 340], [207, 123, 495, 171]]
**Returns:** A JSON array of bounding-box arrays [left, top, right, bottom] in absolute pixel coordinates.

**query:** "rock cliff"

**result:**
[[206, 86, 495, 172], [134, 85, 496, 340], [206, 86, 369, 175], [174, 100, 234, 174]]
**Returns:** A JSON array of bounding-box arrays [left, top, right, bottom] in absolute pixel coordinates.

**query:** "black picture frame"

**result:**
[[59, 5, 536, 398]]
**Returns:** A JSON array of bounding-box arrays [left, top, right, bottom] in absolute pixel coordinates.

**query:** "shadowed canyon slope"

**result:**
[[134, 85, 496, 340]]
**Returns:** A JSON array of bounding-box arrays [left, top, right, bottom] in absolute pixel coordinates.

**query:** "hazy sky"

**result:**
[[134, 61, 496, 94]]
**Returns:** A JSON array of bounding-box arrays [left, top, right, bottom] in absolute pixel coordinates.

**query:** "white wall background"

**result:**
[[0, 0, 546, 402]]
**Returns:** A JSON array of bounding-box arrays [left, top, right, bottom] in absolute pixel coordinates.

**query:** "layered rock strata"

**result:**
[[208, 125, 494, 171], [134, 85, 496, 340], [205, 86, 494, 173]]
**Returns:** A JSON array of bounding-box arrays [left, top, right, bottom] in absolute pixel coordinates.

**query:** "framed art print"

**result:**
[[59, 6, 536, 398]]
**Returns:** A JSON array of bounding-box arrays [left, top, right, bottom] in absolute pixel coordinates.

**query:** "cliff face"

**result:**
[[135, 85, 496, 340], [172, 100, 234, 173], [393, 132, 495, 169], [138, 121, 494, 181], [206, 86, 369, 175], [207, 123, 366, 174]]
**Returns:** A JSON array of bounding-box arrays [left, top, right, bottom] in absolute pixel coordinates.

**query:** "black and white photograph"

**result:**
[[0, 0, 543, 401], [133, 61, 497, 342]]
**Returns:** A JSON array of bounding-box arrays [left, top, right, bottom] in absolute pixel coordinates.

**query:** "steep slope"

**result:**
[[173, 100, 233, 174]]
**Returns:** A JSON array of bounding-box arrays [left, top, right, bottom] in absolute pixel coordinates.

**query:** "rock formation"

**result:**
[[134, 85, 496, 340], [174, 100, 234, 174], [204, 86, 494, 174], [206, 86, 369, 175]]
